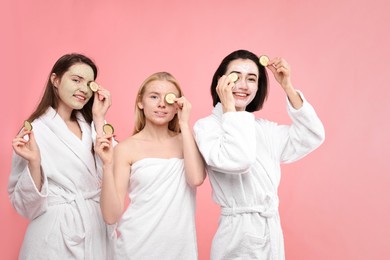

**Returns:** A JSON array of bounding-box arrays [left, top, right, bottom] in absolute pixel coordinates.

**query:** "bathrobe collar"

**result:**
[[40, 107, 96, 176]]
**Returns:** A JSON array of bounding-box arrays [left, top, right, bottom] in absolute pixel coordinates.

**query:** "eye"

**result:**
[[72, 78, 81, 83], [150, 95, 158, 99], [248, 77, 257, 82]]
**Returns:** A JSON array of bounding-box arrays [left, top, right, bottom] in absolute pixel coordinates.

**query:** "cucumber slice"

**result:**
[[103, 123, 114, 135], [227, 72, 238, 82], [259, 55, 269, 67], [88, 81, 99, 92], [164, 93, 177, 105], [24, 120, 33, 131]]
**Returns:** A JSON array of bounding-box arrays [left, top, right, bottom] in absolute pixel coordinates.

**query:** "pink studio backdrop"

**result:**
[[1, 0, 389, 259]]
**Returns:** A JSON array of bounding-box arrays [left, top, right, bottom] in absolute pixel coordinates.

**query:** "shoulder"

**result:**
[[115, 136, 137, 153], [194, 114, 218, 130]]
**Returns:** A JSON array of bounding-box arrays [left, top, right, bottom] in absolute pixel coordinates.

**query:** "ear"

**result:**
[[137, 101, 143, 110], [51, 73, 58, 88]]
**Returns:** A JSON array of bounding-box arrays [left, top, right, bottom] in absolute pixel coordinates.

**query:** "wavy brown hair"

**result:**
[[133, 72, 183, 134]]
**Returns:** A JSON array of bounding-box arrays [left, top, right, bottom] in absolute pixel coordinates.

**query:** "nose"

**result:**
[[79, 82, 90, 93], [158, 97, 166, 107]]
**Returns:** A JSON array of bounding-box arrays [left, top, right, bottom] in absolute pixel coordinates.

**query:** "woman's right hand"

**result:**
[[12, 128, 41, 164], [216, 75, 236, 113]]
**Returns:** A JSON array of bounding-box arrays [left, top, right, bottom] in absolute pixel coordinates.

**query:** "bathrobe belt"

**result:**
[[220, 198, 280, 260], [48, 191, 100, 260]]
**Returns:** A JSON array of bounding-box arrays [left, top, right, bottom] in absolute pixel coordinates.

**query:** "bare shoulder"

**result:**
[[114, 136, 139, 163]]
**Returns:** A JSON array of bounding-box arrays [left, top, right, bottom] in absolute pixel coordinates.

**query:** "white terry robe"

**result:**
[[115, 158, 198, 260], [8, 107, 113, 260], [194, 91, 325, 260]]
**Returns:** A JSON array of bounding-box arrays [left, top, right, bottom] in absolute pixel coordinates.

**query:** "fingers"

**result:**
[[175, 96, 191, 110], [216, 75, 235, 98], [94, 85, 112, 104], [95, 135, 114, 154], [268, 57, 290, 72], [12, 137, 28, 149]]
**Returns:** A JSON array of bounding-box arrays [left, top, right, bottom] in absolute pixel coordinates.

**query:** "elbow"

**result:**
[[187, 171, 206, 187], [188, 178, 205, 188], [102, 211, 120, 225], [104, 216, 118, 225], [100, 204, 120, 225]]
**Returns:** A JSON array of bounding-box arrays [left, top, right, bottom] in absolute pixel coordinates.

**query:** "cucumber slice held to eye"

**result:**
[[164, 93, 177, 105], [227, 72, 238, 82], [88, 81, 99, 92]]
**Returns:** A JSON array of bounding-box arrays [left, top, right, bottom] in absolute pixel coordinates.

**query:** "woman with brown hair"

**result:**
[[9, 53, 113, 259]]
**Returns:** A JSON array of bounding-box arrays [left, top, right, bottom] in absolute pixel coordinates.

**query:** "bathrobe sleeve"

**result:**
[[194, 105, 257, 174], [8, 151, 49, 220], [269, 91, 325, 163]]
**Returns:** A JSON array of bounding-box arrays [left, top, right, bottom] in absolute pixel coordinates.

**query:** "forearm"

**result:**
[[28, 160, 43, 191], [93, 116, 105, 136], [100, 163, 123, 224], [180, 123, 206, 187], [284, 84, 303, 109]]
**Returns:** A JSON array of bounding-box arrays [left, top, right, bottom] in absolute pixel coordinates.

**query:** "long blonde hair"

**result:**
[[133, 72, 183, 134]]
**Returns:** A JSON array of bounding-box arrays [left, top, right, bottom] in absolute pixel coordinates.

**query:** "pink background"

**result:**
[[1, 0, 389, 259]]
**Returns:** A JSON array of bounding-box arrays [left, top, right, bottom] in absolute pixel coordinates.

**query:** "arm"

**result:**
[[267, 57, 303, 109], [266, 58, 325, 162], [92, 86, 112, 136], [272, 91, 325, 163], [8, 127, 48, 219], [176, 96, 206, 187], [96, 137, 130, 224], [194, 109, 257, 174]]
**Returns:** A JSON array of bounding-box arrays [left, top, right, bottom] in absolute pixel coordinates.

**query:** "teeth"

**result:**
[[234, 93, 247, 97]]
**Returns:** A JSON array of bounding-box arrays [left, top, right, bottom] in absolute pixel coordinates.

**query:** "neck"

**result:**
[[56, 105, 74, 122], [140, 123, 174, 142]]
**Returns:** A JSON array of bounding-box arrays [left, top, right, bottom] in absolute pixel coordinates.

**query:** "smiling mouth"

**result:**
[[233, 92, 249, 97], [74, 94, 86, 101]]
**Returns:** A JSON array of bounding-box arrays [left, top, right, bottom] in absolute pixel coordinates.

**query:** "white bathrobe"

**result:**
[[8, 107, 113, 260], [194, 92, 325, 260], [115, 158, 198, 260]]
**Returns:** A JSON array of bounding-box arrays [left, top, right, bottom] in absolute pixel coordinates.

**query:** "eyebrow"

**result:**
[[70, 74, 86, 80], [230, 71, 258, 78], [147, 91, 161, 95]]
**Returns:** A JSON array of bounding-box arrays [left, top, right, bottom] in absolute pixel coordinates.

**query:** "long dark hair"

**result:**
[[28, 53, 98, 123], [210, 49, 268, 112]]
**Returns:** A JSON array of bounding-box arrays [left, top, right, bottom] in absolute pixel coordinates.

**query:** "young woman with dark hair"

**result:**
[[194, 49, 325, 260]]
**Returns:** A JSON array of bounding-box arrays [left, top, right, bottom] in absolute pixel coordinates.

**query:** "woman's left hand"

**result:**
[[175, 96, 192, 125], [94, 134, 114, 165], [267, 57, 293, 90], [92, 85, 112, 119]]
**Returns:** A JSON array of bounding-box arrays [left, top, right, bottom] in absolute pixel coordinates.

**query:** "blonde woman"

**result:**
[[96, 72, 205, 259]]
